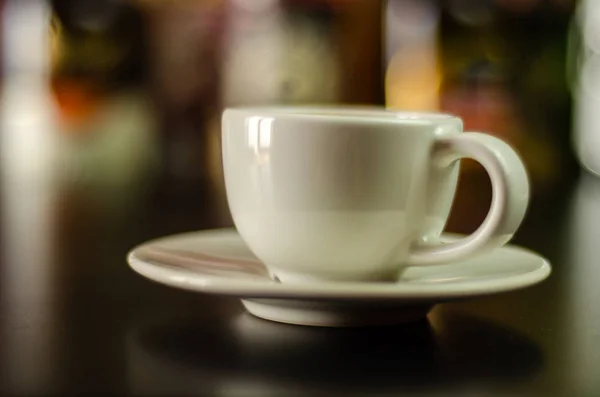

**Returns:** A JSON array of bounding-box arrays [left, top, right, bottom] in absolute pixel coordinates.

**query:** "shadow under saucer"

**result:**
[[125, 309, 543, 395]]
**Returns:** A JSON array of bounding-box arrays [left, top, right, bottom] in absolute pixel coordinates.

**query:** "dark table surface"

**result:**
[[0, 89, 597, 396]]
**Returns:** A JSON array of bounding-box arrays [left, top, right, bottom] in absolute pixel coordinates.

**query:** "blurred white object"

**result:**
[[571, 0, 600, 175], [222, 2, 340, 106], [0, 2, 59, 394], [3, 0, 52, 76], [566, 175, 600, 394], [1, 0, 58, 186]]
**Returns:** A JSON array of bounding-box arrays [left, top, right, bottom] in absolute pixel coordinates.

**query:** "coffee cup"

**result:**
[[222, 106, 529, 284]]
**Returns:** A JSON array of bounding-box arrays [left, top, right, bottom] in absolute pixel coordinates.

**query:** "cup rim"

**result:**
[[223, 105, 460, 124]]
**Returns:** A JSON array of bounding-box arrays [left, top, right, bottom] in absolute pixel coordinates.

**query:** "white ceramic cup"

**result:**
[[222, 106, 529, 284]]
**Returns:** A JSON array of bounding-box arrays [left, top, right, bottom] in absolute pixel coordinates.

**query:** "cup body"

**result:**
[[222, 107, 462, 283]]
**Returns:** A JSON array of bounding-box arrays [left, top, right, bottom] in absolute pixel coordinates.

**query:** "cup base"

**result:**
[[269, 269, 400, 285], [242, 299, 432, 327]]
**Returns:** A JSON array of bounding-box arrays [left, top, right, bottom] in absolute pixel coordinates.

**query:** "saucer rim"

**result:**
[[127, 228, 551, 301]]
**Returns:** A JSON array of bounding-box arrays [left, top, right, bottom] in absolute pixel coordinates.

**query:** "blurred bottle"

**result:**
[[135, 0, 226, 215], [132, 0, 384, 221], [222, 0, 383, 106], [49, 0, 158, 197], [222, 0, 338, 106]]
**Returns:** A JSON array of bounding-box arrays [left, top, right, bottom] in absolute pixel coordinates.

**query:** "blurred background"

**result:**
[[5, 2, 600, 395], [3, 2, 600, 394], [0, 0, 588, 234]]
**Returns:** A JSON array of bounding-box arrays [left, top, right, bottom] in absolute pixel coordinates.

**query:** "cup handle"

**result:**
[[407, 132, 530, 266]]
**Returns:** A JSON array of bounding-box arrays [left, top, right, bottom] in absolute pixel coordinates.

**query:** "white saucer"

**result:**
[[127, 228, 551, 327]]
